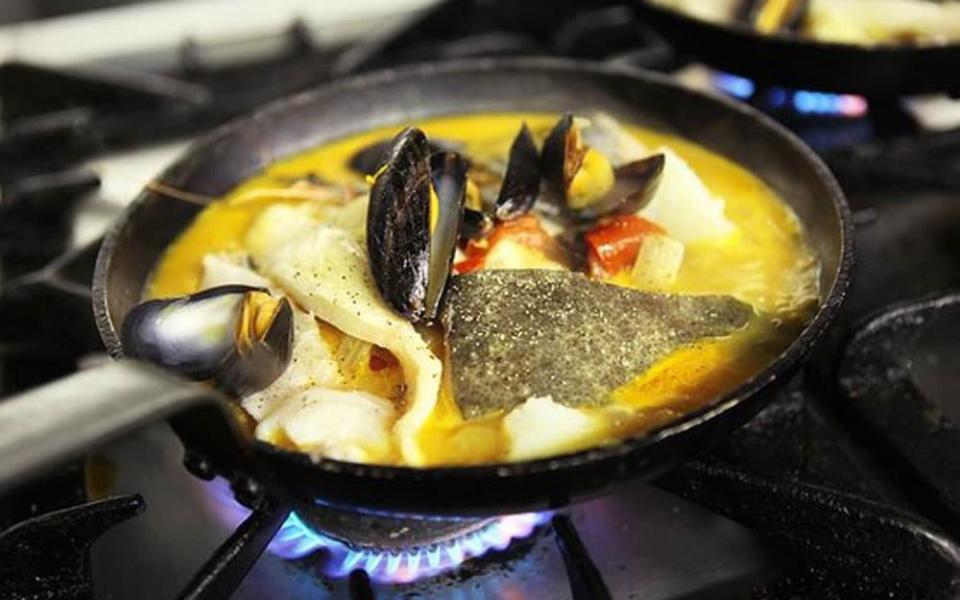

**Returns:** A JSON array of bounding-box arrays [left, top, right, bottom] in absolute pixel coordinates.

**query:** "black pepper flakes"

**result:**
[[441, 270, 753, 419]]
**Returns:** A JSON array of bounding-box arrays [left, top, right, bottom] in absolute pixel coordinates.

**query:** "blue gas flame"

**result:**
[[201, 478, 549, 583], [266, 509, 550, 583], [713, 72, 868, 117]]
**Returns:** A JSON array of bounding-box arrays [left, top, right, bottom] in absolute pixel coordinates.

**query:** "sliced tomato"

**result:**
[[454, 214, 554, 274], [584, 215, 665, 278], [453, 249, 486, 274]]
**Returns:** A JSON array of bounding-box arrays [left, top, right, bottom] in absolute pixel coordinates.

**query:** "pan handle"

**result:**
[[0, 360, 244, 496]]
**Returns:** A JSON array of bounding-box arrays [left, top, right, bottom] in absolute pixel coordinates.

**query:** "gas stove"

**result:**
[[2, 2, 960, 599]]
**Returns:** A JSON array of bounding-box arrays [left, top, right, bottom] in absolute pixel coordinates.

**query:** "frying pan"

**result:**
[[633, 1, 960, 96], [0, 58, 852, 518]]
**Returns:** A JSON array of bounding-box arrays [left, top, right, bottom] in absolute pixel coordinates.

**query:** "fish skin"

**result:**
[[442, 270, 753, 419]]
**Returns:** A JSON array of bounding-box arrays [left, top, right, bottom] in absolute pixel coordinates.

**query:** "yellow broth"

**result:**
[[149, 113, 820, 465]]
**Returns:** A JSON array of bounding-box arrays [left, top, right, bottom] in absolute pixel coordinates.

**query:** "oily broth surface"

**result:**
[[149, 112, 820, 465]]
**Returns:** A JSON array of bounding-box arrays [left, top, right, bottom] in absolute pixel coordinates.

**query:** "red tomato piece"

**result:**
[[584, 215, 664, 278]]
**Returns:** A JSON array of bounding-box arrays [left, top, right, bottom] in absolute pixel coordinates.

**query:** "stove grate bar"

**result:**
[[0, 494, 143, 600], [178, 498, 291, 600], [663, 460, 960, 598], [552, 514, 612, 600], [838, 294, 960, 539], [348, 568, 376, 600]]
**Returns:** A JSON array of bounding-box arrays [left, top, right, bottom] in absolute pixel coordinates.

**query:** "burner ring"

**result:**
[[297, 508, 493, 552], [203, 477, 549, 583], [271, 509, 549, 583]]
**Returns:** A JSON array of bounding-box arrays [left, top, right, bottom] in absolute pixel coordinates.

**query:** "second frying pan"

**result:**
[[634, 1, 960, 96]]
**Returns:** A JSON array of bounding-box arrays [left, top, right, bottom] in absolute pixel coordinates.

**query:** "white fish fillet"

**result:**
[[639, 147, 734, 243], [247, 204, 442, 465], [503, 396, 606, 461], [242, 310, 341, 421], [581, 112, 650, 166], [200, 253, 271, 290], [199, 251, 341, 421], [256, 388, 396, 463], [245, 203, 322, 260]]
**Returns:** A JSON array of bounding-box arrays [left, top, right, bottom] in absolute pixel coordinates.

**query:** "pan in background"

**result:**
[[633, 1, 960, 96]]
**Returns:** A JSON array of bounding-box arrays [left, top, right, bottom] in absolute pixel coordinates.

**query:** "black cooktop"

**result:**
[[2, 1, 960, 599]]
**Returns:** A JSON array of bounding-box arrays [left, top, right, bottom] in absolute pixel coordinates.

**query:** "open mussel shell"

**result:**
[[349, 136, 457, 176], [121, 285, 294, 397], [460, 207, 493, 243], [426, 151, 468, 317], [540, 113, 585, 207], [367, 128, 432, 321], [367, 128, 467, 322], [555, 226, 589, 273], [570, 153, 665, 222], [494, 124, 542, 221]]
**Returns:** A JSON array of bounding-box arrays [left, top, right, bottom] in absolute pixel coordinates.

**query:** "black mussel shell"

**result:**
[[350, 140, 394, 176], [121, 285, 293, 397], [367, 128, 433, 321], [426, 151, 468, 319], [494, 124, 542, 221], [220, 295, 293, 397], [570, 153, 665, 222], [349, 137, 457, 176], [555, 226, 589, 273], [460, 207, 493, 244], [122, 285, 251, 380], [540, 113, 585, 205], [367, 130, 467, 322]]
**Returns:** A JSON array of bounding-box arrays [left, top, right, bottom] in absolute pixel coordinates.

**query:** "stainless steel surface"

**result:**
[[0, 361, 223, 494]]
